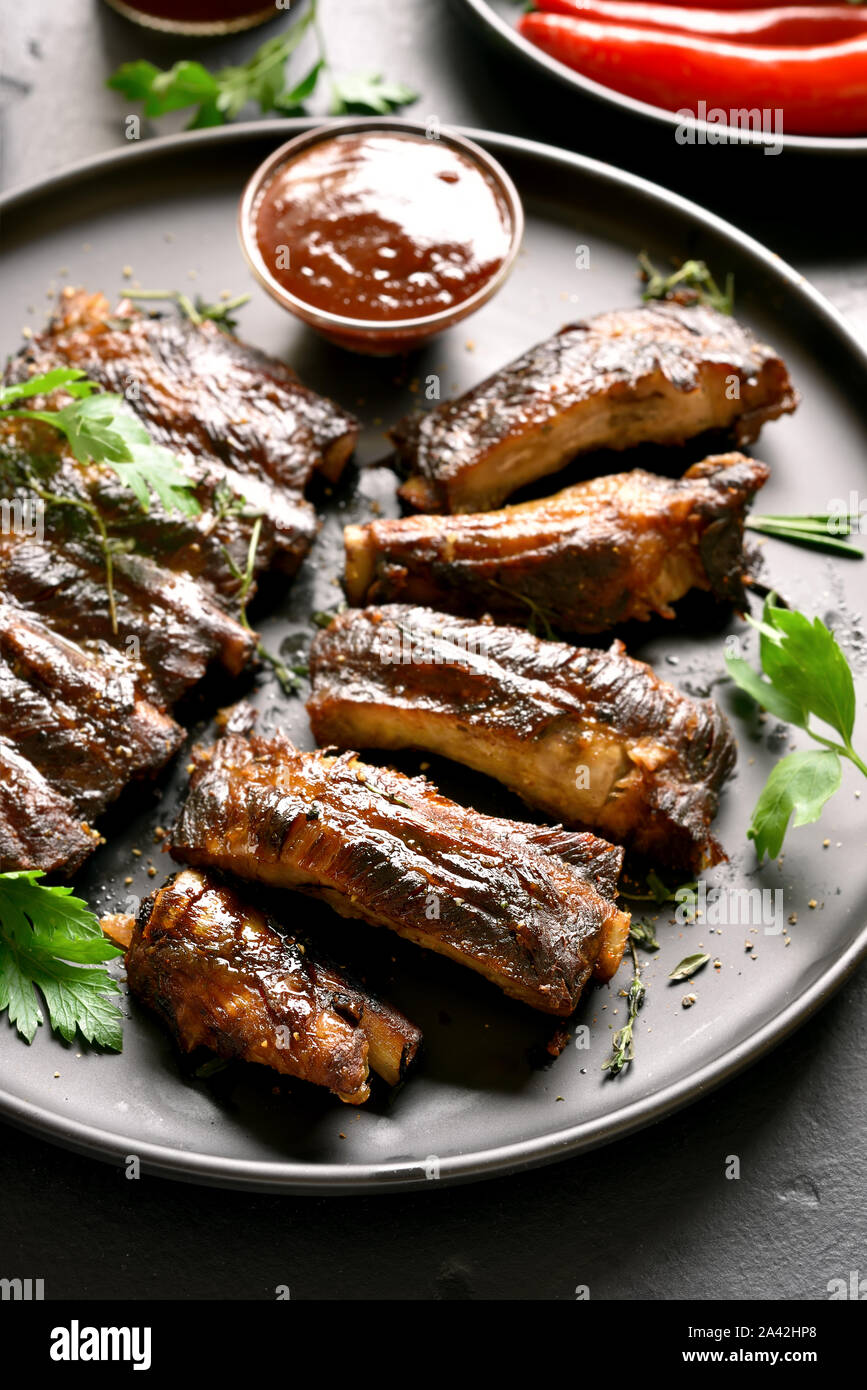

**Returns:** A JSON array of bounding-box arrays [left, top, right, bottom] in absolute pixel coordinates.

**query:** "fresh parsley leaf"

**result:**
[[725, 596, 866, 860], [273, 59, 325, 113], [2, 381, 199, 518], [725, 652, 807, 729], [0, 871, 123, 1049], [109, 58, 220, 122], [668, 952, 710, 981], [748, 749, 842, 862], [750, 598, 856, 745], [330, 72, 419, 115], [106, 5, 416, 128], [1, 371, 200, 631], [0, 368, 97, 410]]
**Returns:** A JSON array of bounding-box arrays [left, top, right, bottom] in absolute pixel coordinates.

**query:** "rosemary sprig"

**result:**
[[638, 252, 734, 315], [125, 288, 251, 332], [746, 513, 864, 558], [602, 940, 645, 1076]]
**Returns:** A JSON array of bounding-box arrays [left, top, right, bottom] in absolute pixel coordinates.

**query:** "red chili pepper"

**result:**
[[518, 12, 867, 134], [558, 0, 865, 7], [537, 0, 867, 45]]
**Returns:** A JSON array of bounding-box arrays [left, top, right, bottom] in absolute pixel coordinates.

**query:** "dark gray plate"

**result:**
[[458, 0, 867, 156], [1, 121, 865, 1192]]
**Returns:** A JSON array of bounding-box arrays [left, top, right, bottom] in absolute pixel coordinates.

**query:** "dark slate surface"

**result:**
[[0, 0, 864, 1301]]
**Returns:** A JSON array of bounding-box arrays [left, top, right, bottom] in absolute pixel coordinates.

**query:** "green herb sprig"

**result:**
[[107, 2, 417, 129], [746, 512, 864, 558], [725, 595, 866, 861], [1, 369, 199, 631], [0, 872, 124, 1049], [125, 288, 251, 331], [639, 253, 734, 316], [629, 919, 660, 952], [223, 517, 307, 697], [602, 941, 645, 1076]]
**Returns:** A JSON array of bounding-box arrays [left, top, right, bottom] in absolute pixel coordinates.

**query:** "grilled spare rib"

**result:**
[[170, 732, 631, 1016], [103, 870, 421, 1105], [15, 289, 358, 487], [0, 529, 255, 710], [3, 289, 359, 598], [345, 454, 768, 632], [308, 606, 736, 872], [392, 303, 796, 512], [0, 598, 182, 820]]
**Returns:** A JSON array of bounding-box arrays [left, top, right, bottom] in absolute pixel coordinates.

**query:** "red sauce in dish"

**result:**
[[253, 132, 513, 323]]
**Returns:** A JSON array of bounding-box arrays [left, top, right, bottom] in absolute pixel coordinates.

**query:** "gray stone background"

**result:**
[[0, 0, 864, 1300]]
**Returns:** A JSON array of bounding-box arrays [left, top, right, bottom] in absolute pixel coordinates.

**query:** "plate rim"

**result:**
[[1, 118, 866, 1193], [455, 0, 867, 157]]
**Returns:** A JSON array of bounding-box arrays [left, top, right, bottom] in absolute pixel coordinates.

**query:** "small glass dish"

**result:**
[[238, 118, 524, 355]]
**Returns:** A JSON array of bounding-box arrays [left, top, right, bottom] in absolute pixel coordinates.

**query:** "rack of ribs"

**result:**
[[169, 731, 631, 1016], [102, 869, 421, 1104], [0, 292, 360, 872], [345, 454, 769, 632], [308, 605, 737, 872], [392, 302, 796, 512]]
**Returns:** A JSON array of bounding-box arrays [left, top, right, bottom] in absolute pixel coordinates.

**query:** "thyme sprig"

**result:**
[[222, 517, 307, 697], [602, 940, 645, 1076], [639, 252, 734, 315]]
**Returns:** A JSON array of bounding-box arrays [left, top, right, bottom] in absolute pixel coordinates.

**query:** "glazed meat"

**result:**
[[0, 528, 254, 709], [0, 736, 100, 874], [392, 302, 796, 511], [0, 598, 182, 821], [170, 732, 631, 1016], [345, 454, 769, 632], [0, 284, 359, 596], [104, 869, 421, 1104], [15, 289, 358, 488], [0, 293, 361, 873], [308, 606, 736, 871]]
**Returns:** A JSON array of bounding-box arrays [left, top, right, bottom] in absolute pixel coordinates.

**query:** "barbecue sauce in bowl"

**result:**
[[242, 125, 522, 354]]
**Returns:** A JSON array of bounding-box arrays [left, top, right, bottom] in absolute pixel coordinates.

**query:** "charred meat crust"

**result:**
[[16, 290, 359, 488], [391, 303, 796, 512], [308, 605, 737, 872], [0, 598, 182, 820], [345, 454, 770, 633], [0, 530, 255, 710], [0, 736, 100, 874], [0, 289, 350, 596], [0, 293, 361, 873], [169, 732, 631, 1016], [125, 869, 421, 1104]]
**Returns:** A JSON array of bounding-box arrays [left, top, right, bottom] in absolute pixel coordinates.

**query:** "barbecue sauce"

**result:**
[[253, 132, 512, 323]]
